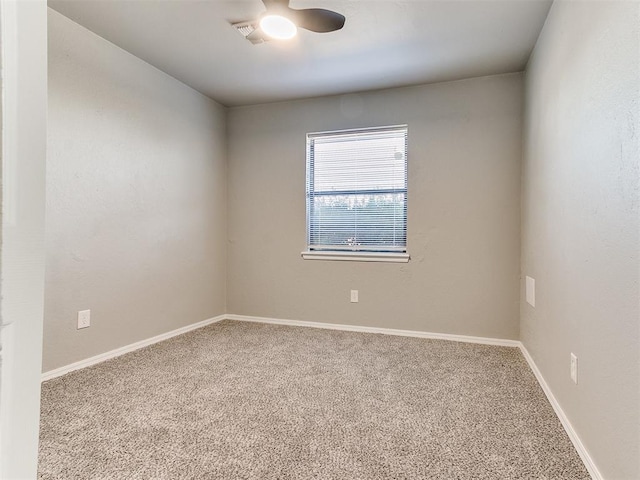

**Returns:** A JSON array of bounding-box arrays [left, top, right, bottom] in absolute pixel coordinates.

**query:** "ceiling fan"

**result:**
[[232, 0, 346, 44]]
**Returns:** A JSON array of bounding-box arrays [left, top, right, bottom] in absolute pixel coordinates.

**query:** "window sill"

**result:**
[[301, 251, 410, 263]]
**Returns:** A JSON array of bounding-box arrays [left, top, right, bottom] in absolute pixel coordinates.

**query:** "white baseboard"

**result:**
[[41, 315, 226, 381], [519, 344, 601, 480], [226, 314, 521, 347]]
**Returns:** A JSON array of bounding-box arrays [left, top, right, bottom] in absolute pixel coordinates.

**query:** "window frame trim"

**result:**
[[305, 124, 409, 261], [301, 250, 410, 263]]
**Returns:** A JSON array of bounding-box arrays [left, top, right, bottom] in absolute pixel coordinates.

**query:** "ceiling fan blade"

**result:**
[[293, 8, 345, 33]]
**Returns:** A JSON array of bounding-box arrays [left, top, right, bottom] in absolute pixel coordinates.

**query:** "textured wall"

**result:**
[[44, 10, 227, 372], [227, 74, 523, 339], [521, 2, 640, 478]]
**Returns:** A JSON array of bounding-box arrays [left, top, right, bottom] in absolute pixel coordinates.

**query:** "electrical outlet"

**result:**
[[570, 353, 578, 384], [350, 290, 359, 303], [77, 309, 91, 329]]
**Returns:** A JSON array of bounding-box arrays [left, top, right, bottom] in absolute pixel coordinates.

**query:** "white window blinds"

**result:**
[[306, 125, 408, 253]]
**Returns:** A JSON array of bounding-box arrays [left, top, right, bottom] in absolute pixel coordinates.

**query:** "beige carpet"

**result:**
[[39, 320, 589, 479]]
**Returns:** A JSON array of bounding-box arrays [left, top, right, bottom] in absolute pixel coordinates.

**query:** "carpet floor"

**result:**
[[39, 320, 590, 479]]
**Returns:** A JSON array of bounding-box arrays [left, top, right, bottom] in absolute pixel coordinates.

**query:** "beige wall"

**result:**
[[227, 74, 523, 339], [44, 10, 227, 372], [522, 2, 639, 478]]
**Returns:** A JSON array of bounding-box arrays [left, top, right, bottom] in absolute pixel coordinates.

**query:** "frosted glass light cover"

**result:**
[[260, 15, 297, 40]]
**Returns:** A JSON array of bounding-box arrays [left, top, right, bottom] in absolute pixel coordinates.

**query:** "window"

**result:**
[[303, 125, 409, 263]]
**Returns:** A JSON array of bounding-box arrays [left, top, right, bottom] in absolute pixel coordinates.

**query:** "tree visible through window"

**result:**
[[306, 125, 408, 253]]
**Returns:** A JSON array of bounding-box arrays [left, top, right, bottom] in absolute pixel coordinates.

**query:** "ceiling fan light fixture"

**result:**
[[260, 14, 297, 40]]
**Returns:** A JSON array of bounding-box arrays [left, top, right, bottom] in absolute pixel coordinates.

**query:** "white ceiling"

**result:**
[[48, 0, 552, 107]]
